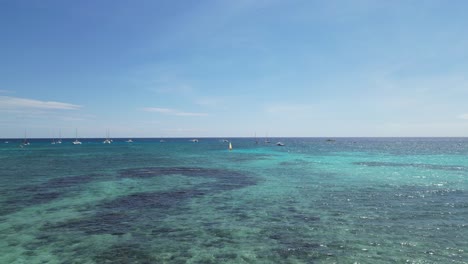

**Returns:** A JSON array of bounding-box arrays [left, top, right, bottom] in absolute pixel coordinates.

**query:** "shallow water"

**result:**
[[1, 138, 467, 263]]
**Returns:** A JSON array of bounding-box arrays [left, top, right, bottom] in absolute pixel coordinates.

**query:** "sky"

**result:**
[[1, 0, 468, 138]]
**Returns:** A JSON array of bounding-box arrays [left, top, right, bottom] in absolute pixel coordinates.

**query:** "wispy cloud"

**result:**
[[142, 107, 207, 117], [458, 114, 468, 120], [0, 96, 81, 111]]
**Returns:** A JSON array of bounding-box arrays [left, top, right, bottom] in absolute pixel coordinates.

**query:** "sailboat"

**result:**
[[126, 139, 133, 143], [73, 129, 82, 145], [57, 130, 62, 144], [51, 131, 56, 145], [22, 130, 30, 146], [103, 129, 111, 144], [265, 133, 270, 144], [228, 142, 233, 151], [254, 132, 258, 144]]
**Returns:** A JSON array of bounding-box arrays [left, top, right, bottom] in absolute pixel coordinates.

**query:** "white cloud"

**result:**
[[458, 114, 468, 120], [142, 107, 207, 117], [0, 96, 81, 111]]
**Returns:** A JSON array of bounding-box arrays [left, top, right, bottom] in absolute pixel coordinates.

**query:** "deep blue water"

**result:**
[[1, 138, 467, 263]]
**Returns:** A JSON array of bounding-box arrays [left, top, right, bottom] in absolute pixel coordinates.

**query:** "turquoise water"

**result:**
[[1, 138, 467, 263]]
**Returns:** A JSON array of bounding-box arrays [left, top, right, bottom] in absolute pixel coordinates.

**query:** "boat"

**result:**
[[326, 139, 336, 142], [254, 132, 258, 144], [73, 129, 82, 145], [222, 139, 229, 143], [265, 133, 270, 143], [125, 139, 133, 143], [190, 139, 199, 142], [4, 141, 8, 144], [160, 139, 165, 142], [228, 142, 233, 151], [57, 130, 62, 144], [103, 129, 111, 144], [276, 142, 285, 146], [22, 130, 30, 146]]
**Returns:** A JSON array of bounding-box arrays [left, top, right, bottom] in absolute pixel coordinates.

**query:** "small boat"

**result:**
[[103, 130, 112, 144], [4, 141, 9, 144], [22, 131, 30, 146], [228, 142, 233, 151], [55, 129, 62, 144], [222, 139, 229, 143], [190, 139, 199, 142], [276, 142, 285, 146], [326, 139, 336, 142], [160, 139, 165, 142], [125, 139, 133, 143], [73, 129, 82, 145]]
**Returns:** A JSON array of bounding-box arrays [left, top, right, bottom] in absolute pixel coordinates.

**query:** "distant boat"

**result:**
[[22, 130, 30, 146], [222, 139, 229, 143], [254, 132, 258, 144], [228, 142, 233, 151], [103, 129, 112, 144], [160, 139, 165, 142], [190, 139, 199, 142], [125, 139, 133, 143], [73, 129, 82, 145], [276, 142, 285, 146], [4, 141, 8, 144], [51, 138, 56, 145], [57, 130, 62, 144], [265, 133, 270, 144], [326, 139, 335, 142]]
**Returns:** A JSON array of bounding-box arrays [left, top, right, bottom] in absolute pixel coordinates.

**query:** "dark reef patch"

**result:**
[[42, 167, 257, 237], [0, 174, 99, 216], [101, 189, 206, 212], [120, 166, 243, 179], [119, 166, 258, 191], [93, 243, 158, 264]]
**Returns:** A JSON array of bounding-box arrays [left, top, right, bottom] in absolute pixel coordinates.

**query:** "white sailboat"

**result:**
[[103, 129, 111, 144], [73, 129, 82, 145], [22, 130, 30, 146], [57, 130, 62, 144], [228, 142, 233, 151], [126, 139, 133, 143]]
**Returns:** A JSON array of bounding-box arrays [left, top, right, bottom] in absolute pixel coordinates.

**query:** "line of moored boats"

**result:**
[[6, 137, 288, 148]]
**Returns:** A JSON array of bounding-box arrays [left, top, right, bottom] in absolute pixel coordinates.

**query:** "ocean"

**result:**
[[1, 138, 467, 263]]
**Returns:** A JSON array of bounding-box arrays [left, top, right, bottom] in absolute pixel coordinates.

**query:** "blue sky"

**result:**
[[1, 0, 468, 138]]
